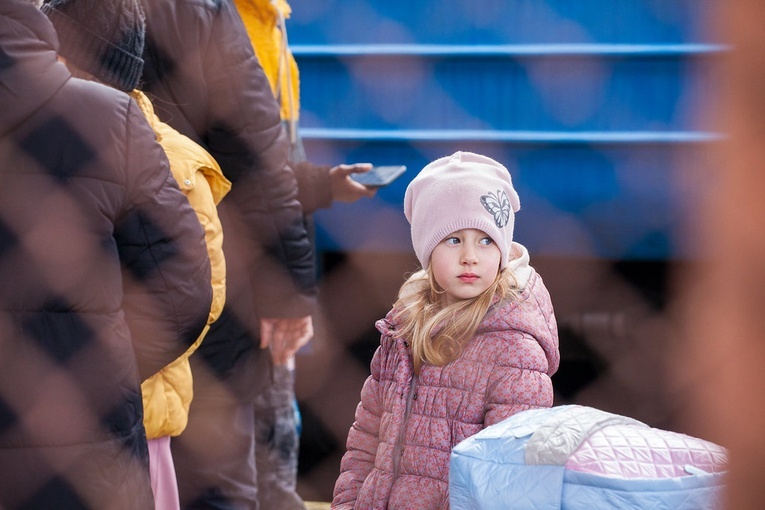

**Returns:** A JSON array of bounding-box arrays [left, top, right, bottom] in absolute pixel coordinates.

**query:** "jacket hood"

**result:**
[[507, 241, 532, 290], [0, 0, 72, 137]]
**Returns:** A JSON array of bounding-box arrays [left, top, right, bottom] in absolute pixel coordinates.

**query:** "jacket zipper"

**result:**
[[392, 370, 418, 479]]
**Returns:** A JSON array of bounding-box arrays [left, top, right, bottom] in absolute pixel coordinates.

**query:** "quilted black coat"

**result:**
[[0, 2, 212, 508]]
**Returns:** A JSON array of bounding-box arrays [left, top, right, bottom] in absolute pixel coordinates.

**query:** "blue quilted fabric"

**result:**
[[449, 405, 727, 509]]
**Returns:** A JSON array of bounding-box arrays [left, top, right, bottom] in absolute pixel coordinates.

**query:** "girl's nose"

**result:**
[[461, 247, 478, 265]]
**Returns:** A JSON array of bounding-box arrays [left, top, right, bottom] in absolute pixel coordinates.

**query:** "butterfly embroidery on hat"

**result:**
[[480, 190, 511, 228]]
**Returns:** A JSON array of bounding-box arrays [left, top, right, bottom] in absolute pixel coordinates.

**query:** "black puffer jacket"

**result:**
[[0, 2, 212, 509], [140, 0, 317, 378]]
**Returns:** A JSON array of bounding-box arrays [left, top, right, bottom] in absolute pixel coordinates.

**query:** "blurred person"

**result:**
[[41, 0, 232, 507], [233, 1, 378, 508], [131, 93, 230, 510], [332, 152, 560, 509], [236, 0, 377, 210], [132, 93, 229, 509], [138, 0, 322, 507], [233, 0, 374, 209], [0, 1, 212, 508], [674, 1, 765, 509]]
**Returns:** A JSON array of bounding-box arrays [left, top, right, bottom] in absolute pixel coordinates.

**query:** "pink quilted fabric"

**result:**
[[565, 424, 728, 478], [332, 264, 559, 510]]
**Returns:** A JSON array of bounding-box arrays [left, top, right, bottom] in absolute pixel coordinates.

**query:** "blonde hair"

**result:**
[[392, 265, 519, 374]]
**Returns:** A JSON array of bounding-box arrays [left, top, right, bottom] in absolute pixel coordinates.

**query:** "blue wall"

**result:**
[[289, 0, 723, 260]]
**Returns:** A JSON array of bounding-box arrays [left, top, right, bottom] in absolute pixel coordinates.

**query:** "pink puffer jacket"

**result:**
[[332, 244, 560, 509]]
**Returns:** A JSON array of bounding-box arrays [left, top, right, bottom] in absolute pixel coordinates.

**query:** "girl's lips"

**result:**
[[458, 274, 478, 282]]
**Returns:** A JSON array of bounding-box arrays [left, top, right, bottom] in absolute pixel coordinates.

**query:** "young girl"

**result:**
[[332, 151, 560, 509]]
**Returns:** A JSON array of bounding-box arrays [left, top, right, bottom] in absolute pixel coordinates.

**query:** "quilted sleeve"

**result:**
[[483, 330, 556, 427], [332, 344, 385, 508], [183, 168, 226, 327], [527, 272, 561, 377], [117, 99, 212, 380], [202, 0, 317, 317], [483, 271, 560, 426], [483, 339, 556, 427]]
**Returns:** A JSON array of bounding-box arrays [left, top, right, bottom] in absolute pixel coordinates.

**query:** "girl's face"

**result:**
[[430, 228, 502, 305]]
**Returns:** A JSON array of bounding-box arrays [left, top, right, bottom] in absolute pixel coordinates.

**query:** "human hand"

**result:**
[[329, 163, 377, 203], [259, 316, 314, 365]]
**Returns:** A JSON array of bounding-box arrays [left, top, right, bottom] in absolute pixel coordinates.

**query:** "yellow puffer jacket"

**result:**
[[234, 0, 300, 123], [131, 90, 231, 439]]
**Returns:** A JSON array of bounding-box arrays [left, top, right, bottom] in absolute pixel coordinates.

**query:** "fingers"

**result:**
[[262, 316, 314, 365], [349, 163, 373, 174], [332, 163, 373, 176], [259, 318, 274, 349], [349, 164, 378, 198], [330, 164, 377, 202], [348, 178, 377, 198]]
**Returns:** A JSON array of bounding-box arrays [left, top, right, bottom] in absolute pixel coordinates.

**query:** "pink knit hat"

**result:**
[[404, 151, 521, 270]]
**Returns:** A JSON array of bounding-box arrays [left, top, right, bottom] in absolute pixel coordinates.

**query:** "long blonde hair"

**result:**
[[392, 266, 519, 374]]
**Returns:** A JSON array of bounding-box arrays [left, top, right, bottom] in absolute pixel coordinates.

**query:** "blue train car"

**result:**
[[289, 0, 722, 261]]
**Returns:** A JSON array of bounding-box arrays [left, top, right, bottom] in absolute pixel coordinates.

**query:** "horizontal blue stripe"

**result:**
[[292, 43, 730, 58], [300, 128, 724, 144]]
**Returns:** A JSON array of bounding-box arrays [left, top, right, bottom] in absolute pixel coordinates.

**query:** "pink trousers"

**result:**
[[148, 436, 181, 510]]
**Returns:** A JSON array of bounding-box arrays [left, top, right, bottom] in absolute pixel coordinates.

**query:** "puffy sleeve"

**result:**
[[116, 99, 212, 380], [332, 343, 385, 508], [483, 273, 559, 427], [201, 1, 316, 317], [141, 0, 317, 318]]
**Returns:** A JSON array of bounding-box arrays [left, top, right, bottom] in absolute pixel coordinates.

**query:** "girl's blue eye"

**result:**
[[445, 237, 460, 245], [479, 237, 493, 245]]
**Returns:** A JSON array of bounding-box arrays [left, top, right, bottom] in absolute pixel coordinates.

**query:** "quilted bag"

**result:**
[[450, 405, 727, 509]]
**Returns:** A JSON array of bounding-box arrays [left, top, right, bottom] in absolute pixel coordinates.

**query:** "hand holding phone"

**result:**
[[350, 165, 407, 188]]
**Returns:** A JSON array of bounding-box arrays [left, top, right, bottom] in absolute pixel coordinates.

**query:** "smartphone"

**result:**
[[350, 165, 407, 188]]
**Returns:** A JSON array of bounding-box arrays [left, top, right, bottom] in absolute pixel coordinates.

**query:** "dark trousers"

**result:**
[[253, 364, 304, 510], [173, 350, 267, 510]]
